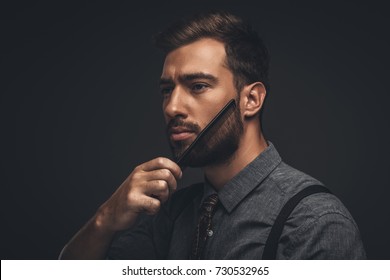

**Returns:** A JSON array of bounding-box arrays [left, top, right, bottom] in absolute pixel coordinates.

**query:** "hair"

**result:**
[[153, 10, 270, 129]]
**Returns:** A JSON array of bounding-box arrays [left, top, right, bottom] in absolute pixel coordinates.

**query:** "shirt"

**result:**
[[108, 142, 366, 259]]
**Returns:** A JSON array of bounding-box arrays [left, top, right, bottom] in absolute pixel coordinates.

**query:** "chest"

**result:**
[[167, 199, 274, 259]]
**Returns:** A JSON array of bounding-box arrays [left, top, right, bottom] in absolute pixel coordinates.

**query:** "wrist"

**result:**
[[91, 210, 117, 238]]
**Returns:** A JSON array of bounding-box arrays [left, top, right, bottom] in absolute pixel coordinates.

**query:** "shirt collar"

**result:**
[[202, 141, 282, 213]]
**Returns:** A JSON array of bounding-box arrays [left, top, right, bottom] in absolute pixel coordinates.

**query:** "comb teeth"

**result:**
[[176, 99, 236, 168]]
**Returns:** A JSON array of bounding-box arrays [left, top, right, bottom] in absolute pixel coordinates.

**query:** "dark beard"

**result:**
[[166, 99, 243, 167]]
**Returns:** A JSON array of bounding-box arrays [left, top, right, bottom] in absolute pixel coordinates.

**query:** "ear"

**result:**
[[241, 82, 266, 118]]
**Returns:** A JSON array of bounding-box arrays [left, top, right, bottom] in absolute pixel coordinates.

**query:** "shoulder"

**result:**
[[267, 161, 324, 195], [271, 165, 366, 259], [260, 161, 328, 218], [268, 162, 357, 227], [264, 162, 365, 259], [286, 189, 360, 241], [279, 193, 366, 259]]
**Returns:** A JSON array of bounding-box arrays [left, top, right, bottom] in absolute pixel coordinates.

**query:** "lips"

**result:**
[[169, 127, 196, 142]]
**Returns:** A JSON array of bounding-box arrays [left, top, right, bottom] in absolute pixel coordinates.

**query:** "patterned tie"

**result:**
[[190, 193, 219, 259]]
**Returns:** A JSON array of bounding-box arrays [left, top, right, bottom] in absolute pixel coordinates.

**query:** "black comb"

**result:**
[[176, 99, 236, 168]]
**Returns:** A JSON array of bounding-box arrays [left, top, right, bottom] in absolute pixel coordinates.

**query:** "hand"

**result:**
[[93, 157, 182, 233]]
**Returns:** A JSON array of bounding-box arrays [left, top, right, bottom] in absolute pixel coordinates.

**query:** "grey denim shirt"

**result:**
[[108, 142, 366, 259]]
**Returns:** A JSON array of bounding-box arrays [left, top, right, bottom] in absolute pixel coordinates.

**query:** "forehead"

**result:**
[[161, 38, 229, 79]]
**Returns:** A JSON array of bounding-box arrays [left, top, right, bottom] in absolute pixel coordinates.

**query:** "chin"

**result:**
[[171, 143, 190, 160]]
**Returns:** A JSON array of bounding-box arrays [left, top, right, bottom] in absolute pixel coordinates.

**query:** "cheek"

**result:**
[[195, 104, 223, 129], [192, 108, 211, 129]]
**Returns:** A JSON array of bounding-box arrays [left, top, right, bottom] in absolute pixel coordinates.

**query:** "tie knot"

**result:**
[[201, 193, 219, 215]]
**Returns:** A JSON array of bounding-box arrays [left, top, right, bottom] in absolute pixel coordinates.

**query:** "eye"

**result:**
[[160, 87, 173, 97], [191, 83, 209, 93]]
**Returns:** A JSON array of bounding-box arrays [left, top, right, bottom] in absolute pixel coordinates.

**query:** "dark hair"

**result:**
[[153, 10, 270, 127]]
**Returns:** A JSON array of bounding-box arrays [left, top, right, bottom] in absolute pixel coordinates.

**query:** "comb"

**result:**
[[176, 99, 236, 168]]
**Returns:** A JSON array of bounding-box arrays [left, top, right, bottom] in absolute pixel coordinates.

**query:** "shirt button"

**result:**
[[207, 229, 214, 237]]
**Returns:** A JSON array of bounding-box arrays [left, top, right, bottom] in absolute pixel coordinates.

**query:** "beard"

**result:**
[[166, 98, 243, 167]]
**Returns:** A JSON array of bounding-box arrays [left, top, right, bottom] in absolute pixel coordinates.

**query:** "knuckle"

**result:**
[[149, 199, 161, 214], [129, 171, 143, 184], [157, 180, 167, 190], [126, 192, 136, 205], [156, 157, 165, 166], [129, 172, 138, 182], [133, 165, 141, 172], [160, 168, 171, 179]]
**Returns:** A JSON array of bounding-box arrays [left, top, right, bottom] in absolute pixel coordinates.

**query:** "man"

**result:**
[[60, 10, 366, 259]]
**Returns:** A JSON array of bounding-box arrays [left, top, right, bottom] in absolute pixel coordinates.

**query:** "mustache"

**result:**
[[166, 117, 202, 134]]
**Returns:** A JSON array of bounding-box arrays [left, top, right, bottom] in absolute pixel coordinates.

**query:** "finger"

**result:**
[[144, 180, 170, 203], [139, 157, 182, 181], [140, 195, 161, 215], [146, 169, 177, 194]]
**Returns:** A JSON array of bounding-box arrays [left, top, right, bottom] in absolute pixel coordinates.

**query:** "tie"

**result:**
[[190, 193, 219, 259]]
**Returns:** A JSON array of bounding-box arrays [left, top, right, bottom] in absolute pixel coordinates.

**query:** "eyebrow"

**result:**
[[159, 72, 218, 86]]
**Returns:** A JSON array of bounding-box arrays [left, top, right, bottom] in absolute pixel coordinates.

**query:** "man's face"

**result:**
[[160, 38, 243, 166]]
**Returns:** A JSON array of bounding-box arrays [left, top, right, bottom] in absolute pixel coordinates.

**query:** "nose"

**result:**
[[163, 87, 188, 120]]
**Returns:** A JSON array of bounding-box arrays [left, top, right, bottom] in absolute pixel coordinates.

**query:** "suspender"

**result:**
[[262, 185, 332, 260]]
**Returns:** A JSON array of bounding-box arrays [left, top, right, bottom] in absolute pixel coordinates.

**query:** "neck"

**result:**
[[203, 128, 268, 190]]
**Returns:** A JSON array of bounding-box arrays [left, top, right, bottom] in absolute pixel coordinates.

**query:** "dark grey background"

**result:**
[[1, 1, 389, 259]]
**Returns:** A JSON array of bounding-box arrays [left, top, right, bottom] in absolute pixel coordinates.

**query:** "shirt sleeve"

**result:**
[[107, 206, 174, 259], [107, 214, 157, 259], [280, 212, 367, 259]]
